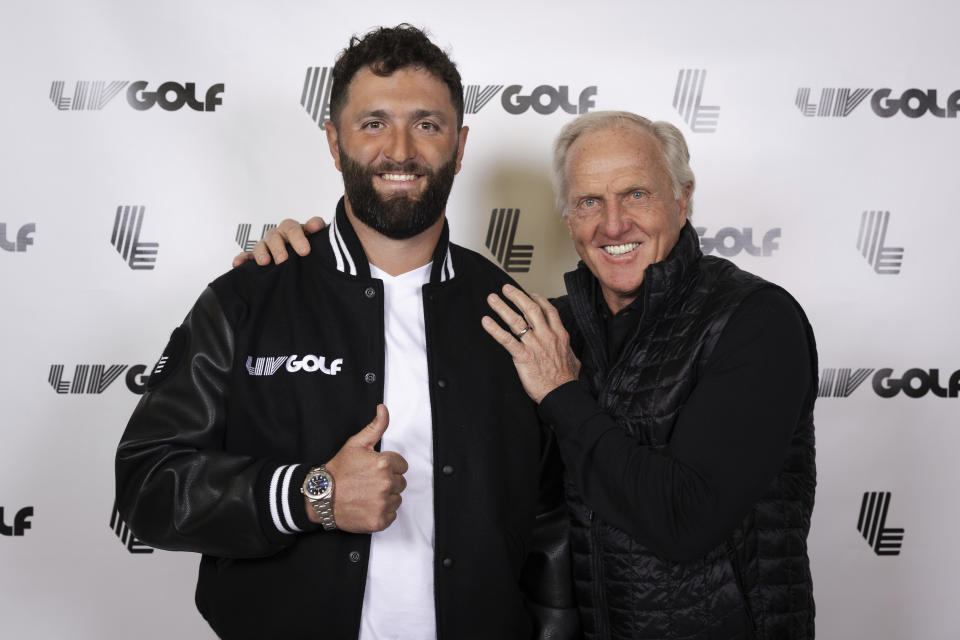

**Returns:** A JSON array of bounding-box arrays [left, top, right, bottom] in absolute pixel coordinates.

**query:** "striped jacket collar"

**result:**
[[324, 197, 456, 284]]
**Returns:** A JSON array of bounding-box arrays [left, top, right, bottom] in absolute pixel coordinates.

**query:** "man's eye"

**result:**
[[582, 198, 597, 208], [418, 122, 438, 131], [363, 121, 383, 129], [630, 191, 644, 200]]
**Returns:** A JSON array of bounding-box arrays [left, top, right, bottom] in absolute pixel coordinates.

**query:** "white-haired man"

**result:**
[[483, 111, 817, 639]]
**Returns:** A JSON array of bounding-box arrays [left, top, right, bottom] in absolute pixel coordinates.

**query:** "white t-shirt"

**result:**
[[360, 263, 436, 640]]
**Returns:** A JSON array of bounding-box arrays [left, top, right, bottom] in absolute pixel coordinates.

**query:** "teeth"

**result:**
[[381, 173, 417, 182], [603, 243, 639, 256]]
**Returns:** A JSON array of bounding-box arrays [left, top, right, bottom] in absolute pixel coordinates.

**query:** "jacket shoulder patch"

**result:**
[[147, 326, 189, 390]]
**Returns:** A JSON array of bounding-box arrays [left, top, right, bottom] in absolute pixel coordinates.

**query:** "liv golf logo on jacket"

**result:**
[[796, 86, 960, 118], [673, 69, 720, 133], [819, 368, 960, 398], [857, 210, 903, 274], [110, 501, 152, 554], [485, 208, 534, 273], [857, 492, 904, 556], [111, 206, 158, 270], [50, 81, 224, 111]]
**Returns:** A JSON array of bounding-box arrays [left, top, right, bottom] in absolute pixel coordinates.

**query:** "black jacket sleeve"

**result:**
[[522, 425, 582, 639], [539, 289, 813, 563], [115, 286, 318, 558]]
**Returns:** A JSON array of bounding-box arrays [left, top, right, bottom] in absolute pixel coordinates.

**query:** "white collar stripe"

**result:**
[[328, 218, 345, 274], [332, 217, 357, 276], [442, 247, 455, 282]]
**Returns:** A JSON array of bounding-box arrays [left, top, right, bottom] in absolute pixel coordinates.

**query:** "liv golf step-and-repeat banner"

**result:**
[[2, 1, 958, 637]]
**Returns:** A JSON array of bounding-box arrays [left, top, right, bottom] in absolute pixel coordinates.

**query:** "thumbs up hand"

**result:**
[[313, 405, 409, 533]]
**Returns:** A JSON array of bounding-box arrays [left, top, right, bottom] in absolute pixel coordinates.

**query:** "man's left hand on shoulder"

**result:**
[[482, 284, 581, 404]]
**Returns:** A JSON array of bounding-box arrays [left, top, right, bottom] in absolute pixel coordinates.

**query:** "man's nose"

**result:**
[[384, 128, 415, 163], [600, 201, 631, 237]]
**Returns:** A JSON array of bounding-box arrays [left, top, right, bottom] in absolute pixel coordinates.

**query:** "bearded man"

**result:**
[[115, 25, 576, 640]]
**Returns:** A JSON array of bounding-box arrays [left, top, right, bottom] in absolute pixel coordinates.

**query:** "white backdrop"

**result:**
[[2, 1, 958, 637]]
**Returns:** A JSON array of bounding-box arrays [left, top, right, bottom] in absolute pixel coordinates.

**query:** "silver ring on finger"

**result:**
[[515, 325, 533, 339]]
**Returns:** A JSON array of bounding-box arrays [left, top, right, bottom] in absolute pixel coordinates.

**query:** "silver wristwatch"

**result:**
[[301, 465, 337, 530]]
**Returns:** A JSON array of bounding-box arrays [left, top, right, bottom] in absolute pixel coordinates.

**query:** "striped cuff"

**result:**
[[257, 462, 318, 544]]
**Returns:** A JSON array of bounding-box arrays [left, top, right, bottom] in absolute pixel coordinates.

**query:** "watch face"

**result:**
[[306, 472, 330, 498]]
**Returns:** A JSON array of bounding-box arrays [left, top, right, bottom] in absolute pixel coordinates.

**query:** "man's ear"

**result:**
[[325, 121, 342, 172], [454, 125, 469, 174], [678, 183, 692, 219]]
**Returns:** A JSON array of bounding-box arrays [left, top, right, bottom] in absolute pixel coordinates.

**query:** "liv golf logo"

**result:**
[[301, 67, 334, 127], [110, 501, 152, 554], [796, 86, 960, 118], [298, 69, 598, 120], [1, 223, 35, 252], [485, 208, 534, 273], [673, 69, 720, 133], [819, 368, 960, 398], [50, 81, 224, 111], [48, 363, 152, 395], [857, 210, 903, 274], [696, 227, 779, 257], [111, 206, 158, 270], [857, 492, 904, 556], [236, 223, 278, 251]]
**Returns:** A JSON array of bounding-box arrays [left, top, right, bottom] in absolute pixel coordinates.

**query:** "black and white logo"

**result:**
[[696, 227, 779, 257], [485, 208, 534, 273], [236, 223, 278, 252], [857, 492, 904, 556], [0, 223, 35, 252], [673, 69, 719, 133], [464, 85, 505, 114], [797, 87, 960, 119], [500, 85, 597, 115], [110, 501, 152, 554], [51, 81, 224, 112], [857, 210, 903, 275], [795, 88, 872, 117], [819, 367, 960, 398], [246, 354, 343, 376], [301, 67, 334, 127], [48, 363, 152, 395], [111, 206, 158, 270], [0, 507, 33, 536]]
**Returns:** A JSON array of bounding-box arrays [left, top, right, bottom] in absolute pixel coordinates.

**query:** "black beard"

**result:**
[[339, 147, 457, 240]]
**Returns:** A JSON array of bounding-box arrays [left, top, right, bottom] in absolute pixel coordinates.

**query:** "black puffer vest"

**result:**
[[555, 223, 816, 640]]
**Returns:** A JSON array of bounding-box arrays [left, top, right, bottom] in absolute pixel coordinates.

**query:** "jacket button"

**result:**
[[442, 557, 453, 569], [364, 286, 376, 299], [349, 551, 361, 563], [364, 372, 377, 384], [437, 378, 447, 389], [441, 465, 454, 476]]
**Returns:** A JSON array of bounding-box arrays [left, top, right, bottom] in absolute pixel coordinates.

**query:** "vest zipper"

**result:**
[[588, 510, 610, 639], [726, 540, 758, 638]]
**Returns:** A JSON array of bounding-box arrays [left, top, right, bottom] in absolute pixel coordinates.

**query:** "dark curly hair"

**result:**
[[329, 24, 464, 127]]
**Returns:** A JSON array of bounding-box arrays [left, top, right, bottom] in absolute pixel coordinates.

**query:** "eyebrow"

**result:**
[[355, 109, 450, 123]]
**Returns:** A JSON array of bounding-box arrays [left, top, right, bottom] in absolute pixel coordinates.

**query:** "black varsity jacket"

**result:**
[[115, 199, 579, 639]]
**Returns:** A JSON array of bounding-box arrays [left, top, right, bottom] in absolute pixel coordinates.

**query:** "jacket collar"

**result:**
[[564, 220, 702, 369], [323, 197, 457, 284]]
